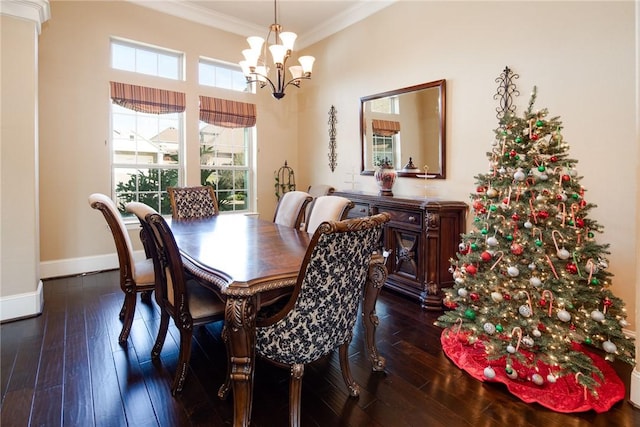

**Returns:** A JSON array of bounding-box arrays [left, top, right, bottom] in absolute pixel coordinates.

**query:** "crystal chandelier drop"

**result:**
[[239, 0, 315, 100]]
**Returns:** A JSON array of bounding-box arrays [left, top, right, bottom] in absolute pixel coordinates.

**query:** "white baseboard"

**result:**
[[630, 368, 640, 408], [0, 280, 44, 322], [39, 250, 148, 279]]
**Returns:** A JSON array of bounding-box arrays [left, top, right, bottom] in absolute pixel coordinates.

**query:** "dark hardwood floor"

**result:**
[[1, 269, 638, 426]]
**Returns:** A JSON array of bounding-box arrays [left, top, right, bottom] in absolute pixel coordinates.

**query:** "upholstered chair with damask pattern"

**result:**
[[126, 202, 226, 395], [167, 185, 219, 220], [89, 193, 156, 345], [255, 213, 390, 426]]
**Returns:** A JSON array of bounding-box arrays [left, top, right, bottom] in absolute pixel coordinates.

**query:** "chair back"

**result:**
[[125, 202, 164, 300], [273, 190, 313, 228], [167, 186, 218, 220], [146, 212, 191, 310], [304, 195, 354, 234], [307, 184, 335, 198], [88, 193, 136, 279], [256, 213, 390, 365]]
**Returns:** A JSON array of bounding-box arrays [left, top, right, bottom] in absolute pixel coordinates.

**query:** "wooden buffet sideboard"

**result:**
[[334, 191, 467, 310]]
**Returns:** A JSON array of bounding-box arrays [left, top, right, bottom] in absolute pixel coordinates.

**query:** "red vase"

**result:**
[[375, 166, 397, 196]]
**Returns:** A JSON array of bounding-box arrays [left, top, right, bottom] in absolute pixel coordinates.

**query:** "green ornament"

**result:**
[[481, 228, 488, 235], [474, 216, 481, 222], [568, 303, 574, 309], [515, 155, 520, 160], [535, 239, 542, 247], [536, 120, 544, 127], [585, 337, 592, 344], [495, 324, 503, 332], [538, 165, 546, 172], [515, 136, 523, 143], [568, 220, 574, 226], [503, 153, 510, 159], [588, 232, 595, 238], [591, 278, 600, 285], [471, 243, 479, 251], [464, 309, 476, 320], [572, 193, 580, 199], [501, 130, 508, 136], [490, 205, 497, 212], [505, 235, 513, 241], [505, 366, 513, 374]]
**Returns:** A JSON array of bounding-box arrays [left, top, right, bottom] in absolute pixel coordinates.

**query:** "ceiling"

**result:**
[[129, 0, 396, 48]]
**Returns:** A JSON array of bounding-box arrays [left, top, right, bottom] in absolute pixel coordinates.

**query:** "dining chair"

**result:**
[[88, 193, 156, 344], [142, 209, 227, 395], [255, 213, 390, 426], [304, 184, 335, 226], [304, 195, 354, 234], [167, 185, 219, 220], [273, 190, 313, 229]]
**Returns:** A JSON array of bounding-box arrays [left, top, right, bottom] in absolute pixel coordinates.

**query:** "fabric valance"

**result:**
[[110, 81, 185, 114], [372, 119, 400, 137], [199, 96, 257, 128]]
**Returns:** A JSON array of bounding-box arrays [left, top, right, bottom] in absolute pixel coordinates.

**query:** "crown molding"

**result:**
[[128, 0, 265, 38], [0, 0, 50, 34], [128, 0, 396, 49], [297, 1, 395, 48]]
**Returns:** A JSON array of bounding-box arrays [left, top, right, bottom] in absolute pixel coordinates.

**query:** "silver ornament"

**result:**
[[602, 340, 617, 353], [518, 305, 532, 317], [590, 310, 605, 322], [483, 322, 496, 335], [529, 277, 542, 287], [531, 373, 544, 385], [507, 266, 520, 277], [557, 248, 570, 260], [490, 292, 503, 302], [506, 344, 516, 353], [557, 309, 571, 322], [457, 288, 468, 297], [521, 336, 534, 347]]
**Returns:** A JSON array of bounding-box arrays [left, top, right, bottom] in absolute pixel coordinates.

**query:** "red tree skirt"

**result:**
[[441, 328, 625, 413]]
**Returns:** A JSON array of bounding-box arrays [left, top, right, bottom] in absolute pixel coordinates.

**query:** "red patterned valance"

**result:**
[[372, 119, 400, 136], [199, 96, 257, 128], [110, 81, 185, 114]]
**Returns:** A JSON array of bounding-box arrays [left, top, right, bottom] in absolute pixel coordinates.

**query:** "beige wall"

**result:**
[[37, 0, 300, 274], [1, 14, 42, 314], [3, 1, 635, 333], [297, 1, 638, 330]]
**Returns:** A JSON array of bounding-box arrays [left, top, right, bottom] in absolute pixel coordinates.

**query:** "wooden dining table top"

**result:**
[[169, 214, 312, 295]]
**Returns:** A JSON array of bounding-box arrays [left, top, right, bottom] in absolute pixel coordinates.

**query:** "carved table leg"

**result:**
[[218, 295, 257, 427], [420, 281, 443, 311], [361, 254, 387, 371]]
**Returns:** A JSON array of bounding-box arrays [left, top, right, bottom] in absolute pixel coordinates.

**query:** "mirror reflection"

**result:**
[[360, 79, 446, 179]]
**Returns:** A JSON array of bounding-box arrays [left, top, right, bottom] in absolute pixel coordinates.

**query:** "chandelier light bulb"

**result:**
[[279, 31, 297, 51], [247, 36, 265, 52], [289, 65, 303, 80], [298, 55, 315, 74], [242, 49, 259, 68], [269, 44, 287, 66]]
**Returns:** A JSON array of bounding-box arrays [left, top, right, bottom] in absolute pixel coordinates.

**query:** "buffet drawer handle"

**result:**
[[408, 216, 416, 223]]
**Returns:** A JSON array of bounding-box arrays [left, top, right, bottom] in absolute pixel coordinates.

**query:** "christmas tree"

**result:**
[[437, 86, 635, 412]]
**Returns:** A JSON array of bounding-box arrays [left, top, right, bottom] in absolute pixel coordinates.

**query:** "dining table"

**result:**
[[169, 213, 388, 427]]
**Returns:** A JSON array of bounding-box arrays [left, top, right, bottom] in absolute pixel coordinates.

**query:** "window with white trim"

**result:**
[[199, 57, 252, 93]]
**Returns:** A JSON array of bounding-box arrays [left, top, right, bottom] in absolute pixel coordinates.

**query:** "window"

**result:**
[[372, 134, 396, 167], [370, 96, 399, 114], [199, 123, 251, 212], [111, 38, 182, 80], [112, 103, 181, 215], [199, 58, 251, 93]]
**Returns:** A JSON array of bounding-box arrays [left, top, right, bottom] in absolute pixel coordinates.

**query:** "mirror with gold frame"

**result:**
[[360, 79, 446, 179]]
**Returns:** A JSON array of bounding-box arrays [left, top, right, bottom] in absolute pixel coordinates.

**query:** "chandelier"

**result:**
[[239, 0, 315, 100]]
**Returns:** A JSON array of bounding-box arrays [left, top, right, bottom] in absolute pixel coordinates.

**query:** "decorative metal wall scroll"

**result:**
[[494, 66, 519, 120], [328, 105, 337, 172]]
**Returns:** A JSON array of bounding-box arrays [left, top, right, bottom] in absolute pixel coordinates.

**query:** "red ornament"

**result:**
[[444, 300, 458, 309], [472, 200, 484, 211], [566, 263, 578, 274], [539, 298, 547, 307], [477, 186, 486, 193], [562, 174, 571, 182], [538, 323, 546, 332], [550, 156, 558, 162], [579, 200, 587, 208], [481, 251, 492, 262], [466, 264, 478, 275], [510, 150, 517, 157], [503, 293, 511, 301], [502, 197, 510, 205], [510, 243, 524, 255], [603, 298, 613, 307], [575, 218, 585, 228], [511, 213, 520, 221], [570, 324, 576, 331], [470, 292, 480, 301], [538, 211, 549, 219]]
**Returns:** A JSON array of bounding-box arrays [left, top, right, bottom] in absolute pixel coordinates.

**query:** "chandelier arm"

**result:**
[[247, 73, 278, 94]]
